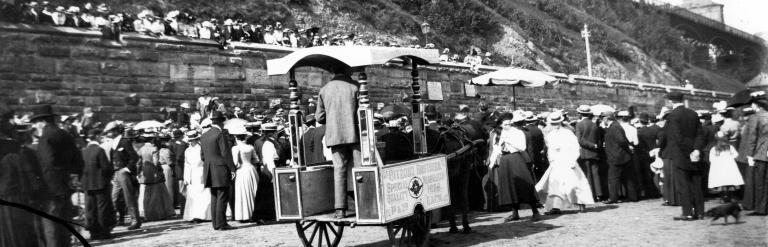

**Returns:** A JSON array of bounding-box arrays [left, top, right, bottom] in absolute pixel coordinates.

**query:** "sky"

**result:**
[[656, 0, 768, 36]]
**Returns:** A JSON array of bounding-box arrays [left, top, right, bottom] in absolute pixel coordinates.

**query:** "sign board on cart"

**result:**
[[379, 155, 451, 222]]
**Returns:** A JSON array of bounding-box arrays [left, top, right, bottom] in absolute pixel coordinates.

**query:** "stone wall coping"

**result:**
[[0, 21, 736, 99]]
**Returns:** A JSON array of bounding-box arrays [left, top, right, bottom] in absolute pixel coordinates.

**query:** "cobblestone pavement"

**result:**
[[84, 198, 766, 247]]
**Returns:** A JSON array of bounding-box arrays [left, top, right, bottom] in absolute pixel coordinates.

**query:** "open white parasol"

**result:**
[[223, 118, 248, 135]]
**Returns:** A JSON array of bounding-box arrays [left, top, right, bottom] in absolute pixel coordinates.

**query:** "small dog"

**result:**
[[704, 201, 742, 225]]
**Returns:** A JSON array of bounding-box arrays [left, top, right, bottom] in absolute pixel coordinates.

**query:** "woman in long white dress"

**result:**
[[232, 134, 260, 222], [182, 130, 211, 222], [535, 112, 595, 214]]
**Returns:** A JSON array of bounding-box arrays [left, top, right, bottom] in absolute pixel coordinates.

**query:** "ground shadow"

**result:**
[[531, 205, 620, 221], [83, 221, 197, 246], [358, 219, 562, 246]]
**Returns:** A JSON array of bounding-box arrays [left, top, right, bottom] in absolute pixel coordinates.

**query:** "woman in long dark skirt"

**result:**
[[486, 112, 540, 222]]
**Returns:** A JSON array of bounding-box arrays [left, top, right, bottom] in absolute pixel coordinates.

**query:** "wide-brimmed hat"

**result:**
[[29, 104, 57, 122], [576, 105, 592, 115], [510, 110, 525, 123], [199, 118, 212, 128], [102, 121, 123, 134], [547, 112, 564, 124], [261, 123, 278, 131], [180, 102, 191, 109]]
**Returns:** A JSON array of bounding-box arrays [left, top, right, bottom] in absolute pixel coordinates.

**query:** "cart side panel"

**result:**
[[353, 167, 382, 223], [379, 155, 451, 223], [275, 168, 302, 220], [299, 167, 335, 216]]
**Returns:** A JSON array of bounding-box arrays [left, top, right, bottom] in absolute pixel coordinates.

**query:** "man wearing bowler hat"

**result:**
[[200, 111, 237, 230], [30, 104, 84, 246], [659, 92, 705, 221], [103, 121, 141, 230]]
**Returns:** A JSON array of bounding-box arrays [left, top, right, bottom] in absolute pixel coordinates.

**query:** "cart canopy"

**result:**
[[267, 46, 440, 75]]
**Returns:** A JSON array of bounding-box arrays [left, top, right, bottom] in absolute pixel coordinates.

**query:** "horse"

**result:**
[[433, 125, 485, 234]]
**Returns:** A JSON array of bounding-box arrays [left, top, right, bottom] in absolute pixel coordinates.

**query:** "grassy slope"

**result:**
[[61, 0, 745, 92]]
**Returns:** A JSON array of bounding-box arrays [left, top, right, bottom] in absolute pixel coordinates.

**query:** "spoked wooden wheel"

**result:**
[[387, 209, 431, 247], [296, 221, 344, 247]]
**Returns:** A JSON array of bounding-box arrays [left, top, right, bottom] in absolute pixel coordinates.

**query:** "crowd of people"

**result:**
[[0, 1, 497, 68], [2, 76, 767, 245]]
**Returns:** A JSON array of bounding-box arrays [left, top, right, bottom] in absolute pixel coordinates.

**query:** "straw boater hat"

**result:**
[[185, 130, 200, 141], [576, 105, 592, 115], [546, 112, 564, 125], [523, 111, 536, 122]]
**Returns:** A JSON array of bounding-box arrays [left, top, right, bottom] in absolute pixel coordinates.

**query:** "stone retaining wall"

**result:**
[[0, 22, 730, 122]]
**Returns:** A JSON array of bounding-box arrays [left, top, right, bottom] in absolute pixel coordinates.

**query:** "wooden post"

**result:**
[[288, 70, 305, 167], [411, 61, 427, 156], [357, 70, 378, 166]]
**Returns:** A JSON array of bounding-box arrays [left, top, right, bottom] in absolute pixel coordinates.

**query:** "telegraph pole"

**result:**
[[581, 24, 593, 77]]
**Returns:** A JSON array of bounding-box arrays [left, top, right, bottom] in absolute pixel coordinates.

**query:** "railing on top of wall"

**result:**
[[0, 22, 736, 99], [433, 62, 734, 99]]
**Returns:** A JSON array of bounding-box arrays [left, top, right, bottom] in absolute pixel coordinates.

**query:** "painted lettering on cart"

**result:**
[[380, 157, 451, 221]]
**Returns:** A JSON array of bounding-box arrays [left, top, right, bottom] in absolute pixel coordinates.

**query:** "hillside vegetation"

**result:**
[[77, 0, 746, 92]]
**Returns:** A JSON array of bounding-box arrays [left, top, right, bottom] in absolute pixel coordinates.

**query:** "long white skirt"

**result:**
[[234, 163, 259, 221], [183, 184, 212, 221], [535, 160, 595, 211]]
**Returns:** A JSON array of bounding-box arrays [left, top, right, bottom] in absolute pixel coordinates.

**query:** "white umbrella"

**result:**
[[468, 68, 556, 87], [468, 68, 555, 109], [133, 120, 164, 130], [224, 118, 248, 135], [590, 104, 615, 115]]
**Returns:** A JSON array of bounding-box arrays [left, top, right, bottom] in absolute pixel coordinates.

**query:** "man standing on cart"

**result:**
[[316, 66, 361, 219]]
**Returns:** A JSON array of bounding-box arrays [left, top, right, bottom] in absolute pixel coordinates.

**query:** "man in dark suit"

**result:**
[[575, 105, 604, 200], [316, 67, 361, 219], [301, 114, 328, 165], [660, 92, 705, 220], [31, 104, 84, 246], [169, 129, 188, 214], [103, 122, 141, 230], [524, 113, 547, 181], [636, 113, 661, 198], [603, 111, 638, 203], [81, 129, 116, 239], [201, 111, 237, 230]]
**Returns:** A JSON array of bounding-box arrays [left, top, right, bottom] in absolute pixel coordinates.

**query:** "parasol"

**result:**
[[468, 68, 555, 109], [468, 68, 556, 87], [223, 118, 248, 135], [133, 120, 164, 130], [728, 89, 754, 108], [590, 104, 615, 115]]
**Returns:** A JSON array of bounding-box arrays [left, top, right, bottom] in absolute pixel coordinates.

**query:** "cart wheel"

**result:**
[[386, 209, 431, 247], [295, 221, 344, 247]]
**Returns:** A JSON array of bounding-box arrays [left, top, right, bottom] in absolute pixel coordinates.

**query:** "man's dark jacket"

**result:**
[[659, 105, 704, 171], [575, 118, 601, 160], [604, 121, 632, 165], [37, 125, 84, 197], [201, 126, 236, 188], [80, 143, 113, 191]]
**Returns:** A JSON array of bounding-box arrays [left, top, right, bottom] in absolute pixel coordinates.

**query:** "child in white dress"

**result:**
[[708, 132, 745, 201]]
